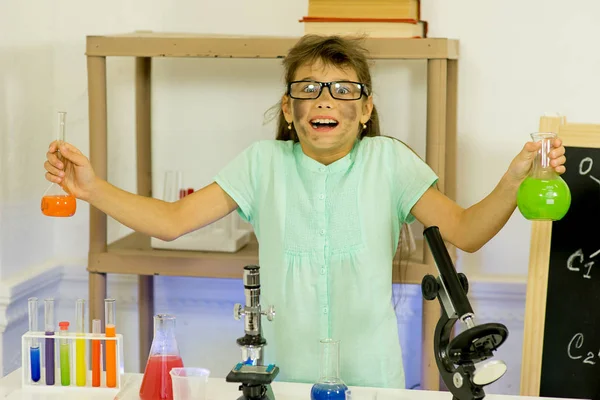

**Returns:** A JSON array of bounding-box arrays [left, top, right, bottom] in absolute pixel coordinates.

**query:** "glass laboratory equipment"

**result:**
[[311, 338, 348, 400], [41, 111, 76, 217], [44, 298, 55, 385], [91, 319, 101, 387], [517, 132, 571, 221], [163, 171, 183, 203], [75, 299, 86, 386], [59, 321, 70, 386], [170, 367, 210, 400], [105, 298, 117, 388], [139, 314, 184, 400], [28, 297, 41, 383]]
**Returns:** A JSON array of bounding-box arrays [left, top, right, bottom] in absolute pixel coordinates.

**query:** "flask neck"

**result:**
[[56, 112, 66, 143], [530, 134, 558, 179], [150, 314, 180, 356], [318, 339, 342, 383]]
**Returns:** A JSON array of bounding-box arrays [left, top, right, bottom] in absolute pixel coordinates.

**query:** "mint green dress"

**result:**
[[214, 136, 438, 389]]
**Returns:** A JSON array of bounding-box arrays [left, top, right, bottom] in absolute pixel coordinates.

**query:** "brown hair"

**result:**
[[271, 34, 381, 141]]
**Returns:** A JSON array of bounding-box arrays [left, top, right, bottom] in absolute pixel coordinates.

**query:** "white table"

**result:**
[[0, 368, 571, 400]]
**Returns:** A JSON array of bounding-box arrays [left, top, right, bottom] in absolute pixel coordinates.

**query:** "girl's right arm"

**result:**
[[44, 141, 239, 241], [88, 180, 238, 241]]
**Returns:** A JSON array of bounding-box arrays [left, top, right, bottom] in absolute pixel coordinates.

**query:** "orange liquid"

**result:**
[[105, 324, 117, 388], [41, 195, 76, 217], [139, 355, 184, 400], [92, 339, 101, 387]]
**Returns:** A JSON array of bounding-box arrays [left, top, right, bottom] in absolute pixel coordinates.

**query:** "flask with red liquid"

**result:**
[[139, 314, 184, 400], [41, 111, 76, 217]]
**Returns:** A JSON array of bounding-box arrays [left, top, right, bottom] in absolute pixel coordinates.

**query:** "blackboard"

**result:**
[[540, 146, 600, 399]]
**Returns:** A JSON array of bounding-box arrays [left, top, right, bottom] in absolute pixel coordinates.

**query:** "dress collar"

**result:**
[[293, 139, 360, 173]]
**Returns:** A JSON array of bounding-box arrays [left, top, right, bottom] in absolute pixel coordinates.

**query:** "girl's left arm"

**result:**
[[410, 138, 566, 253]]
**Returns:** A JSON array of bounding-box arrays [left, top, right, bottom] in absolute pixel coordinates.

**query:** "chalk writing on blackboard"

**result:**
[[567, 249, 596, 279], [579, 157, 600, 185], [567, 333, 598, 365]]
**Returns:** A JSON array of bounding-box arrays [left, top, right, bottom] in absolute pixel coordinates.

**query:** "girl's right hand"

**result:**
[[44, 141, 98, 201]]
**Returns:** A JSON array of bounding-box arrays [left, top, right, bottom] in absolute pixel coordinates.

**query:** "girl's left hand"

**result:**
[[506, 138, 566, 184]]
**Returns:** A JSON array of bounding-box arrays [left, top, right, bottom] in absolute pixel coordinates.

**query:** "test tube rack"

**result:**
[[20, 331, 124, 393]]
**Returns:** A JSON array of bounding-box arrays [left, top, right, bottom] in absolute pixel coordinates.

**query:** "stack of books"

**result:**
[[300, 0, 427, 38]]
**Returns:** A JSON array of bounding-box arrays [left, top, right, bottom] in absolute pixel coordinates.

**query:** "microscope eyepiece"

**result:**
[[244, 265, 261, 288]]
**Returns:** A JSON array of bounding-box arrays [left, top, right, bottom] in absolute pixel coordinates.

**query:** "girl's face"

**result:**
[[282, 60, 373, 164]]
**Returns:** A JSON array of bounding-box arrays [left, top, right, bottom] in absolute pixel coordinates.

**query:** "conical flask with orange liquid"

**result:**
[[41, 111, 76, 217]]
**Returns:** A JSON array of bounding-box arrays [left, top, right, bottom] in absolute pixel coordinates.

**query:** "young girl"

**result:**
[[44, 35, 566, 389]]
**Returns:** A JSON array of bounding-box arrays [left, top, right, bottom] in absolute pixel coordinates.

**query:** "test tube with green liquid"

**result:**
[[59, 321, 70, 386], [75, 299, 86, 386]]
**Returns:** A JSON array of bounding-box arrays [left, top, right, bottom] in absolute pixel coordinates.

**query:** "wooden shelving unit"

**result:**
[[85, 32, 458, 389], [88, 232, 433, 282]]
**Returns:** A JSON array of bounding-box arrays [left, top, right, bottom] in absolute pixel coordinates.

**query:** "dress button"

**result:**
[[320, 268, 326, 275], [319, 194, 325, 200], [320, 229, 325, 235], [319, 167, 325, 172], [323, 307, 328, 314]]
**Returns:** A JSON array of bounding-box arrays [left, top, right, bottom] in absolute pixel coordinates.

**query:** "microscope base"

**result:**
[[235, 384, 275, 400]]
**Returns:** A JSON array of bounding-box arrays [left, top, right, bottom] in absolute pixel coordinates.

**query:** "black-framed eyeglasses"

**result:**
[[287, 80, 369, 101]]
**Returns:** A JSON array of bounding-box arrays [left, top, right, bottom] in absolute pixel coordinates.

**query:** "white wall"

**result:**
[[3, 0, 600, 395], [422, 0, 600, 278], [0, 0, 58, 282]]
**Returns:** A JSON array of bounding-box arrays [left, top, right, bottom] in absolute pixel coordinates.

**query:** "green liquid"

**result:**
[[517, 177, 571, 221], [60, 343, 70, 386]]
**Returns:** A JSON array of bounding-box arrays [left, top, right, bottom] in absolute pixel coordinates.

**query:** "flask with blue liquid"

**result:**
[[311, 338, 348, 400]]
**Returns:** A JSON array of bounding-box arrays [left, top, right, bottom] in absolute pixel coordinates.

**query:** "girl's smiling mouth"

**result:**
[[309, 116, 339, 132]]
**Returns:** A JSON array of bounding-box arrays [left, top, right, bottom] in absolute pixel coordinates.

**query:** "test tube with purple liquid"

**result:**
[[44, 298, 55, 385]]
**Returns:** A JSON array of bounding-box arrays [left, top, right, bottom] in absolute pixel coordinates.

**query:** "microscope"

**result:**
[[226, 265, 279, 400], [421, 226, 509, 400]]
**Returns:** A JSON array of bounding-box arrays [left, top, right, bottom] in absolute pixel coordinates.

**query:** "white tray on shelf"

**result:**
[[151, 229, 251, 252], [151, 212, 252, 252]]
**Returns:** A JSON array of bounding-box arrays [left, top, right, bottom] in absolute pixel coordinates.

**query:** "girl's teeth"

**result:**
[[311, 119, 337, 124]]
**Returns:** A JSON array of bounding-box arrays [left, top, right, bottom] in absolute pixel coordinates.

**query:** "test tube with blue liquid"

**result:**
[[28, 297, 41, 383], [45, 298, 55, 385]]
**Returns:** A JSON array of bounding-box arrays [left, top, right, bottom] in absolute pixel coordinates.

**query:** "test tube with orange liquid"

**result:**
[[91, 319, 101, 387], [105, 299, 117, 388], [41, 111, 76, 217]]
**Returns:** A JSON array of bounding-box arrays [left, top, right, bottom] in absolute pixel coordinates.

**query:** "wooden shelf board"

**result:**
[[86, 32, 458, 59], [87, 232, 436, 284]]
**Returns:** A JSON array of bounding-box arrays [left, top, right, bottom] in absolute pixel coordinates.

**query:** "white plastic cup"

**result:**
[[169, 367, 210, 400]]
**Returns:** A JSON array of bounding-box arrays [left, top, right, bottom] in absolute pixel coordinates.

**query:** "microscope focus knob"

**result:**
[[458, 272, 469, 294], [233, 303, 244, 320], [262, 305, 275, 321], [422, 274, 440, 301]]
